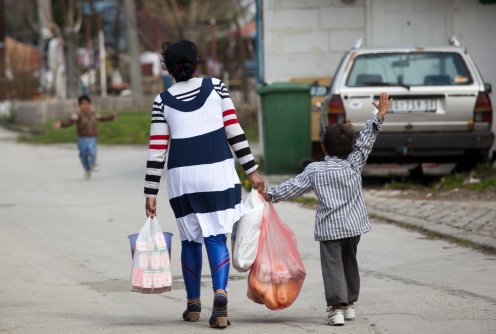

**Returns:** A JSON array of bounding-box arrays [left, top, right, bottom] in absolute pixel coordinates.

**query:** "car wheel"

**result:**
[[455, 152, 489, 172]]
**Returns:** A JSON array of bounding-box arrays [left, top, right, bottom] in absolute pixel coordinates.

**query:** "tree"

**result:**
[[37, 0, 82, 98], [123, 0, 143, 96]]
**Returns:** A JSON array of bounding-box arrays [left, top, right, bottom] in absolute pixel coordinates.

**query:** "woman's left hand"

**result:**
[[146, 197, 157, 217]]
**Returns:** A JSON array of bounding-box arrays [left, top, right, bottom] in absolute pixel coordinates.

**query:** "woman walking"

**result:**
[[144, 40, 264, 329]]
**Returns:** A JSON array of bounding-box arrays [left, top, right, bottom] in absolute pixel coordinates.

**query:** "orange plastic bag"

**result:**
[[247, 202, 306, 310]]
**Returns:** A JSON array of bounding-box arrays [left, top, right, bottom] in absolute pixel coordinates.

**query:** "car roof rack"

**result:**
[[448, 35, 460, 47], [352, 38, 363, 49]]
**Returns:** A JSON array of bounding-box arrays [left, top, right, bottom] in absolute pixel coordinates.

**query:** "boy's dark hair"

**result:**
[[161, 40, 200, 82], [322, 124, 356, 159], [78, 95, 91, 104]]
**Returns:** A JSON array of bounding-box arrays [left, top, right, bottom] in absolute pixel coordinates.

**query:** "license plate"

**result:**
[[390, 99, 437, 113]]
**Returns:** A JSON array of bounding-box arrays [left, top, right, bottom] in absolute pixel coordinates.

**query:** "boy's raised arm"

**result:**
[[372, 92, 391, 120], [347, 93, 391, 171]]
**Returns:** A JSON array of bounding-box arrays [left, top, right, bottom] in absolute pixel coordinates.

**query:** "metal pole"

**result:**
[[97, 16, 107, 97], [0, 0, 5, 81], [0, 0, 4, 100], [255, 0, 264, 84]]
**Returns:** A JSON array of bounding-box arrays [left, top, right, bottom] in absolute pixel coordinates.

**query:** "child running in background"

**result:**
[[263, 92, 392, 326], [53, 95, 116, 179]]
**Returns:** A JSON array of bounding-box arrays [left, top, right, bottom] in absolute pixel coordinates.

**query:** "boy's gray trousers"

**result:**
[[320, 235, 361, 307]]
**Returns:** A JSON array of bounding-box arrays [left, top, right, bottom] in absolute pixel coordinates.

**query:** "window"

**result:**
[[346, 52, 472, 87]]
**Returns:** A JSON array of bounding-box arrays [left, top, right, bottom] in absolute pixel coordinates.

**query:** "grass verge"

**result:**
[[18, 111, 151, 145], [384, 163, 496, 193]]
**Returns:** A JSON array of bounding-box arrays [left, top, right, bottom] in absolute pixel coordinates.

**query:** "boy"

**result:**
[[53, 95, 116, 179], [263, 92, 391, 326]]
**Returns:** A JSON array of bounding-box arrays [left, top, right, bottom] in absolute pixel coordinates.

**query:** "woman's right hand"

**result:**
[[247, 170, 265, 194], [146, 197, 157, 217]]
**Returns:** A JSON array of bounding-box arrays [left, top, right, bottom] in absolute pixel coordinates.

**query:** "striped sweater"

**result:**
[[144, 77, 258, 198]]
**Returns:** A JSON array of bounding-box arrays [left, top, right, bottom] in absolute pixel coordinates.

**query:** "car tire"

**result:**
[[455, 151, 489, 172]]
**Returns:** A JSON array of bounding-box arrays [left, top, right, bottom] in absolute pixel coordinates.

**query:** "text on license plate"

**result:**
[[390, 99, 437, 113]]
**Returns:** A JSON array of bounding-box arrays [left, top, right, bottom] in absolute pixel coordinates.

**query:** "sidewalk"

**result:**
[[364, 189, 496, 252], [264, 174, 496, 253]]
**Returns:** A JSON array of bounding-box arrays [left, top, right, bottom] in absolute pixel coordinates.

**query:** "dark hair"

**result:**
[[78, 95, 91, 104], [161, 40, 200, 82], [322, 124, 356, 159]]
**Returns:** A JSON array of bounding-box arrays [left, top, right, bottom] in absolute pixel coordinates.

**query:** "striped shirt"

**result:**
[[267, 114, 383, 241], [144, 77, 258, 198]]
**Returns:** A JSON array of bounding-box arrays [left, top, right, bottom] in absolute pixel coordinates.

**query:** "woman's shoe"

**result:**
[[209, 294, 230, 328], [182, 302, 201, 322]]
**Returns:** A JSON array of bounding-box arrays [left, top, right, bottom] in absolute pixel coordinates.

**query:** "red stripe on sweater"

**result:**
[[224, 119, 239, 127], [150, 135, 169, 140], [149, 144, 168, 150], [222, 109, 236, 117]]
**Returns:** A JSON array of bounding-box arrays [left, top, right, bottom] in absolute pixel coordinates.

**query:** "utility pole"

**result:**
[[37, 0, 53, 96], [0, 0, 5, 100], [123, 0, 142, 96], [96, 15, 106, 97]]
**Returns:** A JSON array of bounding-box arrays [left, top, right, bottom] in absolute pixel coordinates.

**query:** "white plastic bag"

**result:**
[[131, 216, 172, 293], [232, 189, 264, 272]]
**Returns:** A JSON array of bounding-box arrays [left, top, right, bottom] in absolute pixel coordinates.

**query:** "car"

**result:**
[[320, 37, 494, 171]]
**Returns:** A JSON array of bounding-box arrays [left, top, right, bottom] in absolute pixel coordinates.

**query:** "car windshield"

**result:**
[[346, 52, 473, 87]]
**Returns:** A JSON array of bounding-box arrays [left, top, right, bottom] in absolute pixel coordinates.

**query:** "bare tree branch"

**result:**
[[74, 2, 83, 33], [166, 0, 184, 39], [21, 0, 41, 34]]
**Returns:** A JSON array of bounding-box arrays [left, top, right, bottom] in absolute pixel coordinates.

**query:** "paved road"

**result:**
[[0, 126, 495, 334]]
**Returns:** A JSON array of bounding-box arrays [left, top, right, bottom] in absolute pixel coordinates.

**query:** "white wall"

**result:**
[[262, 0, 366, 83], [452, 0, 496, 153]]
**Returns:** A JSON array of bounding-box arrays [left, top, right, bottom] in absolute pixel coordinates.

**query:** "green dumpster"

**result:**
[[258, 82, 311, 174]]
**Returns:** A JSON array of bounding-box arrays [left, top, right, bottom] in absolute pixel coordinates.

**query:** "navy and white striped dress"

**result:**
[[144, 77, 258, 243]]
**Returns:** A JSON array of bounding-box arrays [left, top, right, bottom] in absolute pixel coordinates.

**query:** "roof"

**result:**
[[351, 44, 466, 53]]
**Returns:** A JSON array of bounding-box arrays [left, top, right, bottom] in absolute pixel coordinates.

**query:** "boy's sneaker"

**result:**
[[344, 305, 355, 320], [327, 307, 345, 326], [91, 164, 100, 172], [84, 171, 91, 179]]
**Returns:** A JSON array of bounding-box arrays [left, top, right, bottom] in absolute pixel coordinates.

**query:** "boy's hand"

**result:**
[[53, 121, 61, 129], [261, 187, 269, 202], [372, 92, 392, 119]]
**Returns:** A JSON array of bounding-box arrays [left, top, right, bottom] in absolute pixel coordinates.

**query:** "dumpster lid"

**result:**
[[257, 82, 310, 95]]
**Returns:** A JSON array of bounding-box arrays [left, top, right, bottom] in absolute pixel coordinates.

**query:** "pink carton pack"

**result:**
[[132, 268, 143, 287], [151, 253, 161, 270], [136, 240, 149, 252], [139, 253, 149, 269], [152, 272, 165, 287], [155, 233, 166, 250], [142, 271, 152, 288], [160, 252, 170, 267], [162, 271, 172, 286]]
